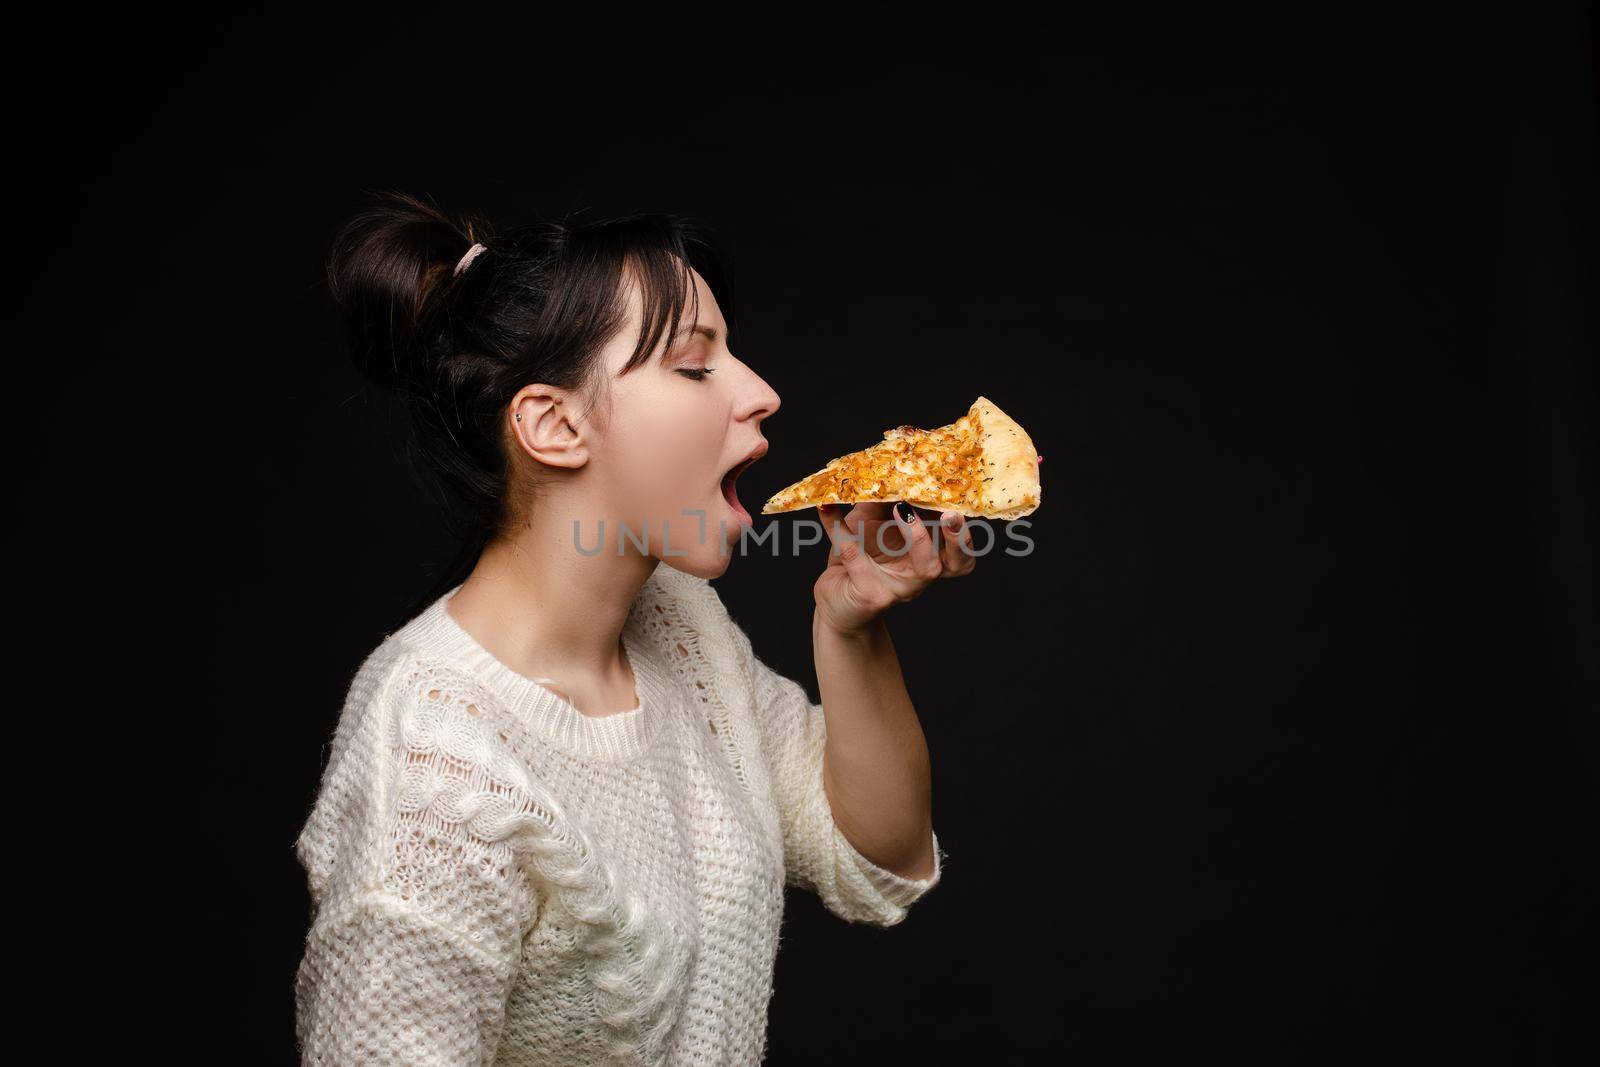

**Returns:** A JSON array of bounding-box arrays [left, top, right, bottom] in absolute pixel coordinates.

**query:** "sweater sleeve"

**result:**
[[294, 663, 540, 1066], [729, 619, 945, 927]]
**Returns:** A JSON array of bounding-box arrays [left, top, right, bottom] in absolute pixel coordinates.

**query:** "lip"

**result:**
[[722, 440, 769, 482], [732, 441, 768, 476]]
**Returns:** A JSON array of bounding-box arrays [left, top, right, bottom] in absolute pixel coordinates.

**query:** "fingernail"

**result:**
[[896, 502, 913, 523]]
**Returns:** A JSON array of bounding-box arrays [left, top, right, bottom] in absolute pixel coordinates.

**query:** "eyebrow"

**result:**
[[674, 324, 720, 343]]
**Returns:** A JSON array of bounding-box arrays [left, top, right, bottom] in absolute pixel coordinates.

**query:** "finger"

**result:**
[[819, 503, 868, 559], [892, 502, 944, 582], [842, 501, 906, 561], [844, 500, 894, 536], [820, 503, 887, 595], [937, 509, 977, 576]]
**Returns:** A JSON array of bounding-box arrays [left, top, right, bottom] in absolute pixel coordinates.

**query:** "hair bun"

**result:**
[[326, 190, 488, 393]]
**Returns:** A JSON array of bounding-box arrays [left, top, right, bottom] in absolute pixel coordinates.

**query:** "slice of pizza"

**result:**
[[761, 395, 1042, 520]]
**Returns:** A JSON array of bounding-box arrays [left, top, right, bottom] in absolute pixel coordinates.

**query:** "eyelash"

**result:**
[[676, 367, 716, 382]]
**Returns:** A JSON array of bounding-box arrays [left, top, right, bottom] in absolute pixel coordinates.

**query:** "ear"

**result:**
[[509, 386, 588, 471]]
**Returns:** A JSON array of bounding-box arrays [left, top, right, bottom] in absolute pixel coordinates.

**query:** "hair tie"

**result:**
[[453, 242, 488, 278]]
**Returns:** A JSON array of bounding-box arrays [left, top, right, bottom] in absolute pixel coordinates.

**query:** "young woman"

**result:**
[[293, 192, 974, 1065]]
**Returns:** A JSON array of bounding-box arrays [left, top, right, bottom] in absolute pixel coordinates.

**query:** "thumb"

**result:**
[[819, 505, 879, 582]]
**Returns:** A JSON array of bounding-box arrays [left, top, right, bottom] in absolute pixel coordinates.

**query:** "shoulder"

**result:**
[[374, 645, 544, 798], [324, 634, 508, 751], [297, 647, 547, 893], [304, 637, 542, 832]]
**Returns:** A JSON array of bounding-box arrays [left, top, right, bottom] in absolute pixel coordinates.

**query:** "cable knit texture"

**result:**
[[294, 560, 945, 1065]]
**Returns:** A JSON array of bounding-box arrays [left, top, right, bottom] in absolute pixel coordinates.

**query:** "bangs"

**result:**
[[616, 245, 703, 376]]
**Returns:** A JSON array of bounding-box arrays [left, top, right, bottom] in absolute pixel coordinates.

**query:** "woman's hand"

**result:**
[[813, 501, 977, 636]]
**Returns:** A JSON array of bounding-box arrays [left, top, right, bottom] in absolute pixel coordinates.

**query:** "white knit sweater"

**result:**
[[293, 560, 945, 1066]]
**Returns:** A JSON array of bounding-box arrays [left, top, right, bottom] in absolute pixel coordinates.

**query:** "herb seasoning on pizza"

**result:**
[[762, 395, 1042, 520]]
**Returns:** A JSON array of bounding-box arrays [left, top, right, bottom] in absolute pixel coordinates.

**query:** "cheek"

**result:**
[[608, 391, 723, 512]]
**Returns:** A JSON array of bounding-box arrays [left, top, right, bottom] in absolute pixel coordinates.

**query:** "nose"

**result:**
[[738, 362, 781, 422]]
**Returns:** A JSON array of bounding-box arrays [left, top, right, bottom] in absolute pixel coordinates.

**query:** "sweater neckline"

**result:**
[[402, 581, 673, 761]]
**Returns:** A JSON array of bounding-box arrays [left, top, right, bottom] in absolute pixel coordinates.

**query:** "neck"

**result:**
[[445, 501, 658, 700]]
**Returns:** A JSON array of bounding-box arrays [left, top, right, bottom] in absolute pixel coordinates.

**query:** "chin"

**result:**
[[655, 553, 732, 582]]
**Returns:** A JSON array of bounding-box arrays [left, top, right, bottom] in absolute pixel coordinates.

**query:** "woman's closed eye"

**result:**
[[676, 366, 716, 382]]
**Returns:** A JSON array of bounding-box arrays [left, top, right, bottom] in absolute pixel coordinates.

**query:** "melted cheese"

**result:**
[[768, 412, 989, 510]]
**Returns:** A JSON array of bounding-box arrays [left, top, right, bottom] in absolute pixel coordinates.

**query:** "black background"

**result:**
[[27, 6, 1594, 1063]]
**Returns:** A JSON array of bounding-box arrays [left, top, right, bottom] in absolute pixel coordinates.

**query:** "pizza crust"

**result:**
[[972, 395, 1042, 519]]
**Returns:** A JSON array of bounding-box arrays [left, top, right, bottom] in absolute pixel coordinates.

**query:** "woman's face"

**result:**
[[590, 266, 781, 578]]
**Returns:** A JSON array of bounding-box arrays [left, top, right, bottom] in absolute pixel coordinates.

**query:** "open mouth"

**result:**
[[720, 443, 767, 528]]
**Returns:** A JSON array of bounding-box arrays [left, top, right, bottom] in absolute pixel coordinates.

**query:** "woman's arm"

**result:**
[[733, 613, 945, 927], [812, 607, 939, 882]]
